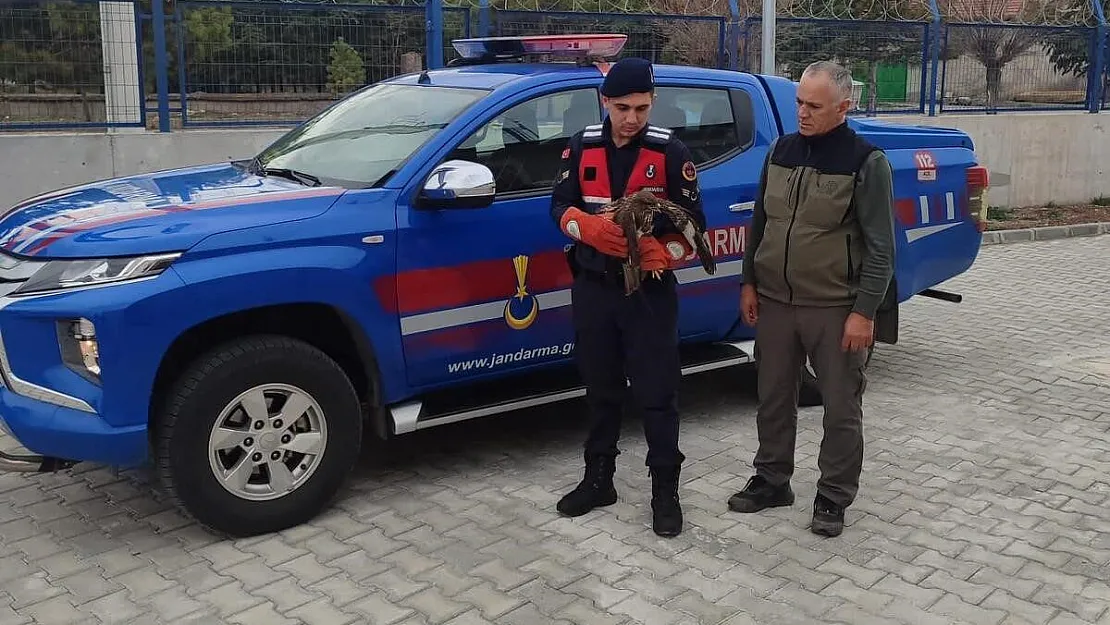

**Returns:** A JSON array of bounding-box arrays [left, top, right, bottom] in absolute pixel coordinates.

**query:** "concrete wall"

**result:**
[[889, 111, 1109, 209], [0, 128, 287, 210], [1, 111, 1108, 211]]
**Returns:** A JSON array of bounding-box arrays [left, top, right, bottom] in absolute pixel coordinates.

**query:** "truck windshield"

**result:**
[[253, 83, 490, 188]]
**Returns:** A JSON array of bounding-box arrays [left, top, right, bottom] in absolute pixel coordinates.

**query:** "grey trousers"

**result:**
[[752, 296, 869, 508]]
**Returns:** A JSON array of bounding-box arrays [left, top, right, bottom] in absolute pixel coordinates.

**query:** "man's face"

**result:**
[[603, 92, 653, 141], [796, 72, 851, 136]]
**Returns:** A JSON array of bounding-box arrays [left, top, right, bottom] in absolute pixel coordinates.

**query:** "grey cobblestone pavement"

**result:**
[[2, 235, 1110, 625]]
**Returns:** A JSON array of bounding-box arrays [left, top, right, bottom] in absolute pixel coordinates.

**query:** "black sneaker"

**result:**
[[726, 475, 795, 513], [556, 455, 618, 517], [810, 493, 845, 537]]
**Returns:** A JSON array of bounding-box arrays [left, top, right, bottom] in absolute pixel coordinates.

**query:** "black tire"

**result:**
[[153, 335, 363, 537]]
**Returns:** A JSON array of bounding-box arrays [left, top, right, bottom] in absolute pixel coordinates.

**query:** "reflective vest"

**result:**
[[578, 123, 672, 213]]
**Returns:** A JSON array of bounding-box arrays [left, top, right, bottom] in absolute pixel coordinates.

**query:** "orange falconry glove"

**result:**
[[560, 207, 628, 257], [639, 234, 693, 273]]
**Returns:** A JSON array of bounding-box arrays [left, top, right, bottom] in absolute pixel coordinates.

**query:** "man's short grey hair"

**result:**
[[802, 61, 854, 102]]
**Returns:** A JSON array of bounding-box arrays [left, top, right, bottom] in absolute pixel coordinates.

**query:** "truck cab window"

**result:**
[[650, 86, 751, 166], [446, 88, 602, 196]]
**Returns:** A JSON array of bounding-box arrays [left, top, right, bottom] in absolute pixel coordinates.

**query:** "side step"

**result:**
[[390, 340, 755, 434]]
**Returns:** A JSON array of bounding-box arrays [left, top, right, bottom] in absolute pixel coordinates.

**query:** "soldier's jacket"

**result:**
[[742, 122, 896, 321]]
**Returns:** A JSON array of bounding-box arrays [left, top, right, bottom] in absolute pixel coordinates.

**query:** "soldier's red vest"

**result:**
[[578, 123, 672, 213]]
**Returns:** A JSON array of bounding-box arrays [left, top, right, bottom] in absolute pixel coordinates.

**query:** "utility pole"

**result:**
[[761, 0, 775, 75]]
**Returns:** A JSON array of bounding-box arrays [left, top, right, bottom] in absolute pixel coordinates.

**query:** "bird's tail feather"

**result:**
[[680, 222, 717, 275]]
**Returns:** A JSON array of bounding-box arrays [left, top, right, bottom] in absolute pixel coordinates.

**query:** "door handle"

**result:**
[[729, 201, 755, 213]]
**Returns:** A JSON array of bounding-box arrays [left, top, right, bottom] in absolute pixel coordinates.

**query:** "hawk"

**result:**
[[605, 189, 716, 295]]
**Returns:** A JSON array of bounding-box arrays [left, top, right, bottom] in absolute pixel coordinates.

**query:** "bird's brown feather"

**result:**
[[606, 189, 716, 295]]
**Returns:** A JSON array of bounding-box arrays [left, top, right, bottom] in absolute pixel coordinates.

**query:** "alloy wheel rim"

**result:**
[[207, 383, 328, 501]]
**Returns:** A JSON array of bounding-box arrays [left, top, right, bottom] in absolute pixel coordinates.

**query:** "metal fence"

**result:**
[[1, 0, 146, 129], [171, 0, 471, 126], [738, 17, 934, 114], [1, 0, 1108, 130]]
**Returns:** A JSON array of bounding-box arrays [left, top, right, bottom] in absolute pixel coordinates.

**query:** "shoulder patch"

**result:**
[[681, 160, 697, 182]]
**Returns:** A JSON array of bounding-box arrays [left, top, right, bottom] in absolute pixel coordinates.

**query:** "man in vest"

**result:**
[[727, 61, 896, 537], [549, 57, 706, 537]]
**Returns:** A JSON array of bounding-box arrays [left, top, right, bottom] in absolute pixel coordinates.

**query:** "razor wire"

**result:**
[[938, 0, 1098, 27]]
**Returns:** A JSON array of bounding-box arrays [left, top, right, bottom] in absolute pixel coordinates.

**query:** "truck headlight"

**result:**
[[12, 253, 180, 296]]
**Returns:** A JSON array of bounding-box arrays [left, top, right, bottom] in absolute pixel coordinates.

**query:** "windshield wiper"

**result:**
[[261, 167, 321, 187]]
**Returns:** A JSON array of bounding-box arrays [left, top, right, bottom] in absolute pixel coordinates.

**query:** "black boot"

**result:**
[[556, 454, 617, 517], [650, 465, 682, 537], [727, 475, 795, 513], [810, 493, 845, 537]]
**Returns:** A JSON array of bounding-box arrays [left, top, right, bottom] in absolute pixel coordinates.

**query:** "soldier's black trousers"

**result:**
[[571, 269, 685, 468]]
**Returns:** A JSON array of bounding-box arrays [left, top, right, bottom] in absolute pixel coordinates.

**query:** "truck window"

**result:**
[[255, 83, 489, 189], [445, 88, 602, 196], [650, 86, 752, 166]]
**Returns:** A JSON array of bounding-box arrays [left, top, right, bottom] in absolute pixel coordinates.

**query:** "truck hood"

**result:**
[[0, 162, 347, 259]]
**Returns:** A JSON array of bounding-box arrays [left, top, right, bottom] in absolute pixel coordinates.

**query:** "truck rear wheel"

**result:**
[[153, 335, 362, 537]]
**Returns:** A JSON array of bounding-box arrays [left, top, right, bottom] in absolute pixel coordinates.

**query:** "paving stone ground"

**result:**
[[2, 235, 1110, 625]]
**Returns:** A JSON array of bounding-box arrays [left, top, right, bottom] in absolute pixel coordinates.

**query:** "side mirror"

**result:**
[[417, 159, 496, 209]]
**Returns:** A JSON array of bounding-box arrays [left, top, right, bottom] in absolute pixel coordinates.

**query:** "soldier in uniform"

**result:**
[[549, 57, 706, 537]]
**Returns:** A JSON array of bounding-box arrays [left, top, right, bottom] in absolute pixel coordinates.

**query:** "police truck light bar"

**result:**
[[451, 34, 628, 60]]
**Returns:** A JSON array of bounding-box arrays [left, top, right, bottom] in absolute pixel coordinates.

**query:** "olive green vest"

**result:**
[[752, 127, 877, 308]]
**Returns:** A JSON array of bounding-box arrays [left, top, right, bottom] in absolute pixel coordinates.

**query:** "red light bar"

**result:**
[[451, 34, 628, 60]]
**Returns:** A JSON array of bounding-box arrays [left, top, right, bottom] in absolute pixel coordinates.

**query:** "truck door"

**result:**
[[648, 82, 774, 343], [394, 84, 603, 389]]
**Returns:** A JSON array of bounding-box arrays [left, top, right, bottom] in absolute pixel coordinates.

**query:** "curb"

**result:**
[[981, 222, 1110, 245]]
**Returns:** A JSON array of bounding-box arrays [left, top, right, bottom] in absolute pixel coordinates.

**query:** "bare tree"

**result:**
[[939, 0, 1089, 109], [649, 0, 729, 68]]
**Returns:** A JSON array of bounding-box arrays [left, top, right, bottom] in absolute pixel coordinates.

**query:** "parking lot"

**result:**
[[2, 234, 1109, 625]]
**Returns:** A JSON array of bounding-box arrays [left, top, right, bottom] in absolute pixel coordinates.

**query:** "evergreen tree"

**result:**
[[326, 37, 365, 96]]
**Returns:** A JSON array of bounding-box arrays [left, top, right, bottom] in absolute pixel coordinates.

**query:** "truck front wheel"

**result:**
[[153, 335, 362, 537]]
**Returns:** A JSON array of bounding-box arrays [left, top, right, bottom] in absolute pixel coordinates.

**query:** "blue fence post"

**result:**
[[1090, 0, 1107, 112], [739, 18, 751, 71], [426, 0, 444, 69], [726, 0, 740, 70], [479, 0, 490, 37], [716, 18, 726, 69], [917, 23, 930, 114], [1104, 29, 1109, 110], [151, 0, 171, 131], [927, 0, 941, 116], [175, 1, 189, 127]]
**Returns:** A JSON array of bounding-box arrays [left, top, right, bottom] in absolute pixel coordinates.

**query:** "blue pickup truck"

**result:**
[[0, 34, 989, 536]]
